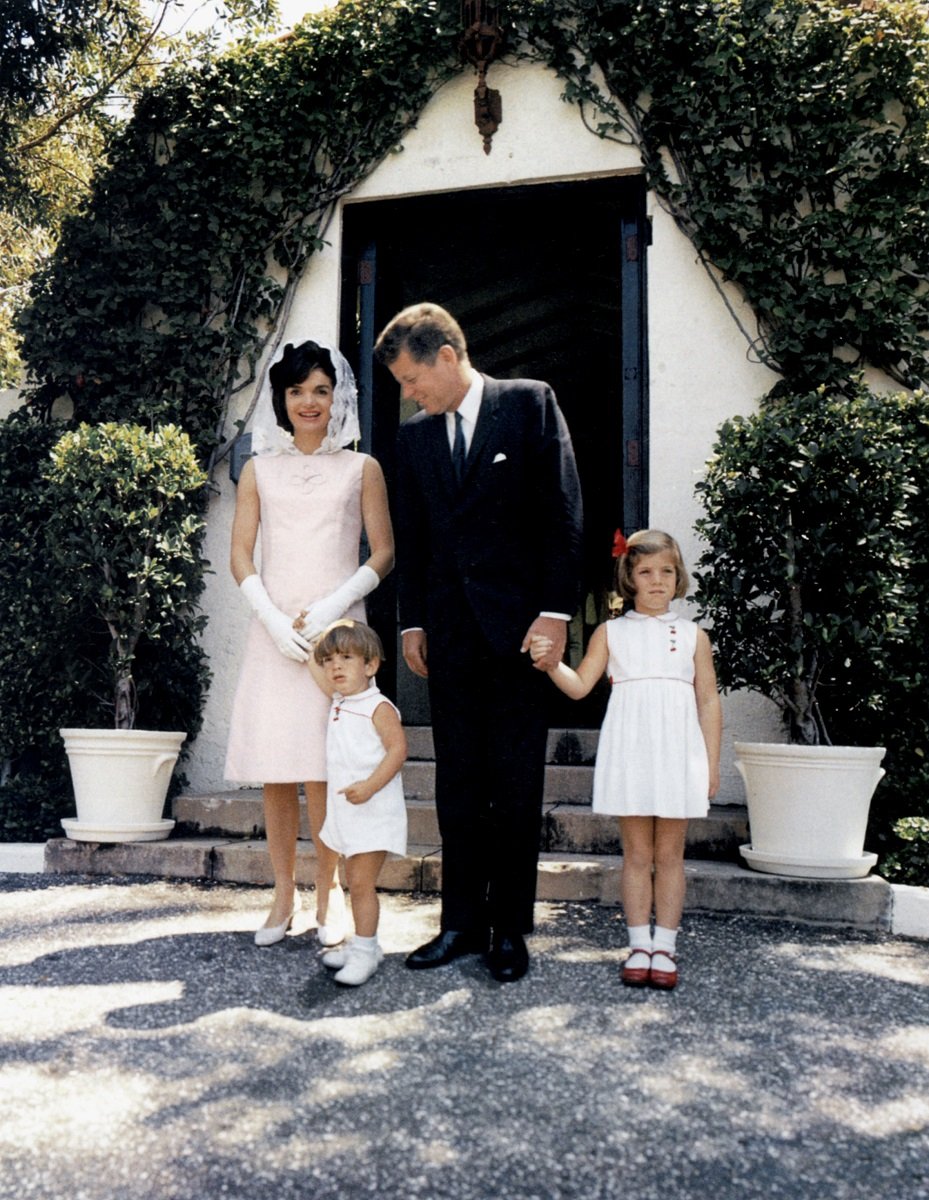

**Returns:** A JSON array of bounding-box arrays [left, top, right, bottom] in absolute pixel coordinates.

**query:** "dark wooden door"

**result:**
[[340, 175, 648, 725]]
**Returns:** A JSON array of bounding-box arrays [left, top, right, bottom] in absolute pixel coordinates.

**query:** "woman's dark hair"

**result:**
[[269, 341, 336, 433]]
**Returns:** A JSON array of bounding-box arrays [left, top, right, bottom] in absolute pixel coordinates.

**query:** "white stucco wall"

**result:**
[[0, 387, 22, 420], [186, 60, 784, 799]]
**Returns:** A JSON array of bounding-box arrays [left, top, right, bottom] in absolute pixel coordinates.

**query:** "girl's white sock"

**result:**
[[627, 924, 652, 950], [652, 925, 678, 971], [626, 924, 652, 968]]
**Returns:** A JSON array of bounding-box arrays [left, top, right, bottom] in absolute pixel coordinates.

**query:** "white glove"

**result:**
[[297, 565, 380, 639], [240, 574, 310, 662]]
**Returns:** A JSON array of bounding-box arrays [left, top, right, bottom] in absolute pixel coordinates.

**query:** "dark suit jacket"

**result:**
[[395, 374, 583, 656]]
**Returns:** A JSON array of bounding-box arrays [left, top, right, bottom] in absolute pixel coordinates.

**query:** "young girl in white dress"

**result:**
[[531, 529, 721, 991], [308, 619, 408, 986]]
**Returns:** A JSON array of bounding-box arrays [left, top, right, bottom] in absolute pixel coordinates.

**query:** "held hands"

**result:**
[[521, 616, 566, 671], [528, 634, 555, 666], [240, 575, 310, 662]]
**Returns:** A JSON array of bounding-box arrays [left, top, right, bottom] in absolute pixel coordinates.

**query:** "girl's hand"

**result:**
[[528, 634, 554, 664], [339, 780, 375, 805]]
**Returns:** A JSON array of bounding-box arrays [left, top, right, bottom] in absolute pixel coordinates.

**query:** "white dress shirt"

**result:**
[[445, 369, 483, 455]]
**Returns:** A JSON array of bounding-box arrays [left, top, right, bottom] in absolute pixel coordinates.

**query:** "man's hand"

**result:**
[[521, 616, 566, 671], [402, 629, 429, 678]]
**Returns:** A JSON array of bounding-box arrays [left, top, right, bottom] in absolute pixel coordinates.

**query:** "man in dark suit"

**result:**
[[374, 302, 582, 982]]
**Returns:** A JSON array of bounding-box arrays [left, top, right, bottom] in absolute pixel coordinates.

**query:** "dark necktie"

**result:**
[[452, 410, 466, 482]]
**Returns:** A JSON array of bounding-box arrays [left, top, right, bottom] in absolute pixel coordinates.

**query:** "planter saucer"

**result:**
[[740, 844, 878, 880], [61, 818, 175, 844]]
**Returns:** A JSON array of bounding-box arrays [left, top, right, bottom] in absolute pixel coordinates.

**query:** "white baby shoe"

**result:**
[[331, 938, 383, 986]]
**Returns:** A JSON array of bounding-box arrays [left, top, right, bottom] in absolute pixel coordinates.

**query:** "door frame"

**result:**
[[338, 174, 650, 720], [341, 174, 649, 534]]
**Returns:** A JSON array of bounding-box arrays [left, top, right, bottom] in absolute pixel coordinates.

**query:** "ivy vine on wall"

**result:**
[[5, 0, 929, 847], [518, 0, 929, 392], [17, 0, 929, 458], [17, 0, 463, 469]]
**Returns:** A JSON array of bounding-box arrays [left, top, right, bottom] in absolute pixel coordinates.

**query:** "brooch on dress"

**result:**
[[294, 463, 324, 495]]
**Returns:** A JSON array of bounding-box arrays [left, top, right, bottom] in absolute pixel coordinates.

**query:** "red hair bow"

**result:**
[[612, 529, 628, 558]]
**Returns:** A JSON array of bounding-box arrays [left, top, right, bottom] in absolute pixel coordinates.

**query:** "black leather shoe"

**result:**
[[488, 931, 529, 983], [405, 929, 486, 970]]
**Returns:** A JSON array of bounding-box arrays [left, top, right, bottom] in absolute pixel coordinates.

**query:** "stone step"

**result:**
[[406, 727, 600, 765], [173, 760, 605, 828], [44, 835, 894, 933], [173, 792, 748, 862], [543, 803, 748, 861], [403, 760, 599, 804]]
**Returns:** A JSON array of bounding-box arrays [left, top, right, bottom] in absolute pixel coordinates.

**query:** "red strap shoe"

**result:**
[[621, 948, 652, 987], [649, 951, 678, 991]]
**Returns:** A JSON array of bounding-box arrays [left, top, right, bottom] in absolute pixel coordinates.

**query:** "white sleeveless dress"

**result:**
[[592, 611, 710, 818], [224, 450, 368, 783], [319, 683, 408, 858]]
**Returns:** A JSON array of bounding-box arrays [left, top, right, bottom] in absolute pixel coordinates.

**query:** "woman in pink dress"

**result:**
[[225, 340, 394, 947]]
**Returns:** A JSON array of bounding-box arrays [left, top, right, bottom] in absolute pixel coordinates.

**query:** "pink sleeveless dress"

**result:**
[[224, 450, 368, 783]]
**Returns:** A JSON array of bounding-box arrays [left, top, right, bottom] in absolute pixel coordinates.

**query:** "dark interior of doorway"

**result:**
[[340, 175, 644, 728]]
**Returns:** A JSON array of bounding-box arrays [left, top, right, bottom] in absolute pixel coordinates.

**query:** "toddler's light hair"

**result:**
[[615, 529, 689, 602], [313, 619, 384, 665]]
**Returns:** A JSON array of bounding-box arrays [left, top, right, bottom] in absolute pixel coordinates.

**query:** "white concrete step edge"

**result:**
[[0, 844, 46, 872], [2, 840, 927, 939]]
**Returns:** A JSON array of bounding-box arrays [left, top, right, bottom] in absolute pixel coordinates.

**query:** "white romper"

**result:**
[[592, 611, 710, 819], [319, 683, 408, 858]]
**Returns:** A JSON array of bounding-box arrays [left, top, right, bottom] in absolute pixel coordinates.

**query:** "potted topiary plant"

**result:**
[[44, 422, 208, 842], [694, 379, 925, 879]]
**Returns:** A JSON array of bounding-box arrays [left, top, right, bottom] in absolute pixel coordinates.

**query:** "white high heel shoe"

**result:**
[[316, 885, 346, 947], [254, 890, 301, 947]]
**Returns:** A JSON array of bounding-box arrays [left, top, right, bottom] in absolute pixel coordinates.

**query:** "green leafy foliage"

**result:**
[[5, 0, 929, 872], [0, 418, 211, 840], [17, 0, 462, 463], [0, 0, 278, 386], [0, 411, 79, 839], [515, 0, 929, 391], [694, 382, 921, 744], [694, 381, 929, 874], [17, 0, 929, 443], [43, 422, 210, 730], [880, 817, 929, 887]]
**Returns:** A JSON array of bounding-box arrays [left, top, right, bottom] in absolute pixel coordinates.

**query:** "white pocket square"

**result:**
[[493, 452, 507, 463]]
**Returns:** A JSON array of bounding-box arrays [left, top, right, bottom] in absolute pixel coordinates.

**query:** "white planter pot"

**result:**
[[60, 728, 186, 843], [734, 741, 885, 879]]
